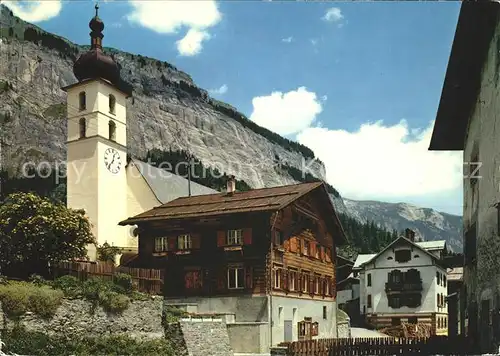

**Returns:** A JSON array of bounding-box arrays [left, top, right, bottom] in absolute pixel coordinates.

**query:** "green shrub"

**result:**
[[52, 275, 81, 298], [27, 285, 63, 318], [29, 273, 47, 286], [1, 326, 174, 356], [113, 273, 134, 294], [0, 281, 63, 318], [99, 291, 130, 314], [163, 305, 188, 323]]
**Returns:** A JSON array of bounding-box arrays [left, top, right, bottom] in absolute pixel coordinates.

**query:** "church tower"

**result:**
[[63, 4, 131, 260]]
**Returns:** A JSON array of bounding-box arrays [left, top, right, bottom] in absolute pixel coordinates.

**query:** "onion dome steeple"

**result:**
[[73, 3, 120, 86]]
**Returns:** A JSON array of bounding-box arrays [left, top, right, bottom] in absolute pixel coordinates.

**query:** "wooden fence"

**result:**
[[54, 261, 164, 295], [281, 335, 474, 356]]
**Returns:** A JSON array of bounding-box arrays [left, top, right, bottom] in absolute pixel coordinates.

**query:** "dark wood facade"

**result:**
[[121, 182, 347, 301]]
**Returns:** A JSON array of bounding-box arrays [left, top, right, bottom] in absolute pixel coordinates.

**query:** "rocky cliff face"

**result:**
[[344, 199, 463, 252], [0, 5, 462, 250]]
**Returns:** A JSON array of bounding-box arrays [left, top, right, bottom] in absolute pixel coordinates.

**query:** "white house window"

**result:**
[[395, 249, 411, 263], [314, 275, 320, 294], [302, 271, 309, 293], [178, 234, 192, 250], [228, 267, 244, 289], [289, 269, 297, 291], [154, 237, 168, 252], [227, 229, 243, 245], [274, 268, 281, 289]]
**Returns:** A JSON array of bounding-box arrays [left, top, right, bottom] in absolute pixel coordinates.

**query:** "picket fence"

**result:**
[[54, 261, 164, 295], [281, 335, 473, 356]]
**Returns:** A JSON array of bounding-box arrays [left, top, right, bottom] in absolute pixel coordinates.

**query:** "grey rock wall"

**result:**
[[0, 298, 164, 340]]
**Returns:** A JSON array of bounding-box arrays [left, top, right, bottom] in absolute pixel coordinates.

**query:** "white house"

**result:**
[[428, 1, 500, 352], [63, 5, 216, 260], [357, 229, 448, 335]]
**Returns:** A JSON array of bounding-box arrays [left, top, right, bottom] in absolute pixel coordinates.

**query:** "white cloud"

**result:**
[[127, 0, 221, 56], [176, 29, 211, 56], [282, 36, 293, 43], [322, 7, 343, 22], [249, 87, 322, 136], [296, 120, 462, 199], [209, 84, 228, 96], [3, 0, 62, 22]]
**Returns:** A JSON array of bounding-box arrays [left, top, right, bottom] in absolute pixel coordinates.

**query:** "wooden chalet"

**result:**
[[119, 178, 348, 350]]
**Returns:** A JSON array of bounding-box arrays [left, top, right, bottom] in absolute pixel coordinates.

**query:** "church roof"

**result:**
[[130, 158, 218, 204]]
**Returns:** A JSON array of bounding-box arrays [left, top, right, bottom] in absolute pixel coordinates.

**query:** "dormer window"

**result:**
[[79, 91, 86, 110], [395, 249, 411, 263], [109, 94, 116, 114], [227, 229, 242, 245], [178, 234, 192, 250]]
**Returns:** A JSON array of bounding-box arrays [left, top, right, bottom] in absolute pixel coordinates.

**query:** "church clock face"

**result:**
[[104, 148, 122, 174]]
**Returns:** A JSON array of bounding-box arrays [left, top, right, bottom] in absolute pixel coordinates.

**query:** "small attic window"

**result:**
[[387, 256, 393, 260], [395, 249, 411, 263], [414, 254, 420, 258]]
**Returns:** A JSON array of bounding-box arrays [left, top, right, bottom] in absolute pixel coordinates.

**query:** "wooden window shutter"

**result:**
[[243, 228, 253, 245], [290, 237, 297, 253], [191, 234, 201, 249], [310, 242, 316, 257], [217, 231, 226, 247], [280, 269, 285, 289], [168, 237, 176, 251], [217, 268, 226, 291], [245, 266, 253, 289], [309, 274, 314, 294], [298, 273, 303, 292], [319, 277, 324, 295], [283, 269, 288, 291]]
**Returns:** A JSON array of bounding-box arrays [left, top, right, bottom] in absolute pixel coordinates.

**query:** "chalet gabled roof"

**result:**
[[119, 180, 348, 245], [357, 236, 444, 269], [353, 254, 377, 269], [429, 1, 500, 151]]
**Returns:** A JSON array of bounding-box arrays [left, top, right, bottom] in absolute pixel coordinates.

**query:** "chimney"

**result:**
[[226, 175, 236, 195], [405, 228, 415, 242]]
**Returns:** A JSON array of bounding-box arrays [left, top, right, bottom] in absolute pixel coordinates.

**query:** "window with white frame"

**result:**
[[274, 267, 282, 289], [178, 234, 192, 250], [289, 269, 298, 291], [314, 275, 320, 294], [227, 229, 243, 245], [154, 237, 168, 252], [228, 266, 244, 289], [303, 271, 309, 293]]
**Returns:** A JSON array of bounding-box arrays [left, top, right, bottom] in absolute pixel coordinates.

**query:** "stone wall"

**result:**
[[0, 297, 164, 340], [179, 317, 233, 356]]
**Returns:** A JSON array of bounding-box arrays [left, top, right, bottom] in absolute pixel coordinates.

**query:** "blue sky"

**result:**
[[6, 1, 464, 215]]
